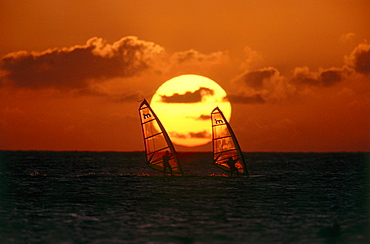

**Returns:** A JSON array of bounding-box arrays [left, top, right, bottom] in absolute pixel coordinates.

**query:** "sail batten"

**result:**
[[214, 136, 234, 140], [211, 107, 249, 176], [147, 146, 171, 155], [142, 119, 156, 124], [138, 99, 183, 176], [144, 132, 163, 140]]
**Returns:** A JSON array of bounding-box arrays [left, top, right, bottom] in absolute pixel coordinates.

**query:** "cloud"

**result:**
[[292, 66, 344, 87], [160, 87, 214, 103], [227, 93, 266, 104], [169, 132, 187, 139], [320, 69, 343, 86], [231, 67, 295, 104], [233, 42, 370, 103], [171, 49, 229, 66], [0, 36, 232, 104], [291, 66, 317, 85], [163, 49, 231, 76], [169, 130, 209, 140], [240, 46, 264, 71], [2, 36, 368, 107], [224, 42, 370, 105], [345, 41, 370, 74], [236, 67, 277, 88], [189, 131, 209, 139], [197, 114, 211, 120], [340, 32, 356, 43], [0, 36, 164, 89], [231, 66, 346, 104]]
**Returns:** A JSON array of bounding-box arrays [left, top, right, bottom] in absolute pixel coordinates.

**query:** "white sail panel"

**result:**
[[211, 107, 248, 176], [139, 99, 183, 175]]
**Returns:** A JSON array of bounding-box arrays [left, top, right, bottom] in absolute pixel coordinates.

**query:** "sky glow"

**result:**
[[0, 0, 369, 152]]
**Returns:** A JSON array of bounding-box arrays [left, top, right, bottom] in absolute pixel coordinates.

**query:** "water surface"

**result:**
[[0, 151, 368, 243]]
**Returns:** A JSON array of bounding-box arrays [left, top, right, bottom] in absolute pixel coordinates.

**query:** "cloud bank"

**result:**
[[0, 37, 163, 89], [230, 67, 296, 104], [229, 41, 369, 104], [0, 36, 231, 103], [1, 37, 369, 105]]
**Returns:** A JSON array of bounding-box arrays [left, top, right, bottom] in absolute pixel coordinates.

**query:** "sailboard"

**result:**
[[211, 107, 249, 177], [138, 99, 183, 176]]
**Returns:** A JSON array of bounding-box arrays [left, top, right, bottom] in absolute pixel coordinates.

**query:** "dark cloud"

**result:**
[[0, 36, 163, 89], [189, 131, 208, 138], [169, 131, 209, 139], [169, 132, 187, 139], [292, 66, 343, 87], [233, 67, 294, 103], [237, 67, 277, 88], [172, 49, 228, 65], [197, 114, 211, 120], [175, 49, 203, 63], [291, 66, 318, 85], [345, 42, 370, 74], [227, 93, 266, 104], [225, 42, 369, 105], [320, 69, 342, 86], [161, 87, 214, 103]]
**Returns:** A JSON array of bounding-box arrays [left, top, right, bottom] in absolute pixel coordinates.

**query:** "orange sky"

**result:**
[[1, 0, 369, 152]]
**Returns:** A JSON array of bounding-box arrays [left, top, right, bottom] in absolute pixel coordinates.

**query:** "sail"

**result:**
[[211, 107, 249, 176], [138, 99, 183, 176]]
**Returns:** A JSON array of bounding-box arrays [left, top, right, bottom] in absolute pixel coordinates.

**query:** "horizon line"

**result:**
[[1, 149, 368, 154]]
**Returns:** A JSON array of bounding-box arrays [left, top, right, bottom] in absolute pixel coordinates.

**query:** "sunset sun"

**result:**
[[150, 74, 231, 147]]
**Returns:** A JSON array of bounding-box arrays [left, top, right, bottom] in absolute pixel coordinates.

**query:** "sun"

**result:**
[[150, 74, 231, 147]]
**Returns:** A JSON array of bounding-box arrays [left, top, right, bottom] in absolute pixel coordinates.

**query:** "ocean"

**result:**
[[0, 151, 368, 243]]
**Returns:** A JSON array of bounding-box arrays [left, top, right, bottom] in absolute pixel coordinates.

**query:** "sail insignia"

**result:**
[[211, 107, 249, 176], [138, 99, 183, 176]]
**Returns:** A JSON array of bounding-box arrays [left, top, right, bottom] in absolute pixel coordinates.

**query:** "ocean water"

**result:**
[[0, 151, 368, 243]]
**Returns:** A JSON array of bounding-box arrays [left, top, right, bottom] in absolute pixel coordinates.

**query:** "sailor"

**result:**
[[162, 151, 173, 176], [226, 157, 239, 177]]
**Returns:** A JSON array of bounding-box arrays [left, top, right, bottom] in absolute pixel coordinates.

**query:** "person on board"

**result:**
[[226, 157, 239, 177], [162, 151, 173, 176]]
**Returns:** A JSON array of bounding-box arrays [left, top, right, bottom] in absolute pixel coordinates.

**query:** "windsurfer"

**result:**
[[227, 157, 239, 176], [163, 151, 173, 176]]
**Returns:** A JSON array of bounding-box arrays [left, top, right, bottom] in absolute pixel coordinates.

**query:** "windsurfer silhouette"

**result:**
[[227, 157, 239, 177], [162, 151, 173, 176]]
